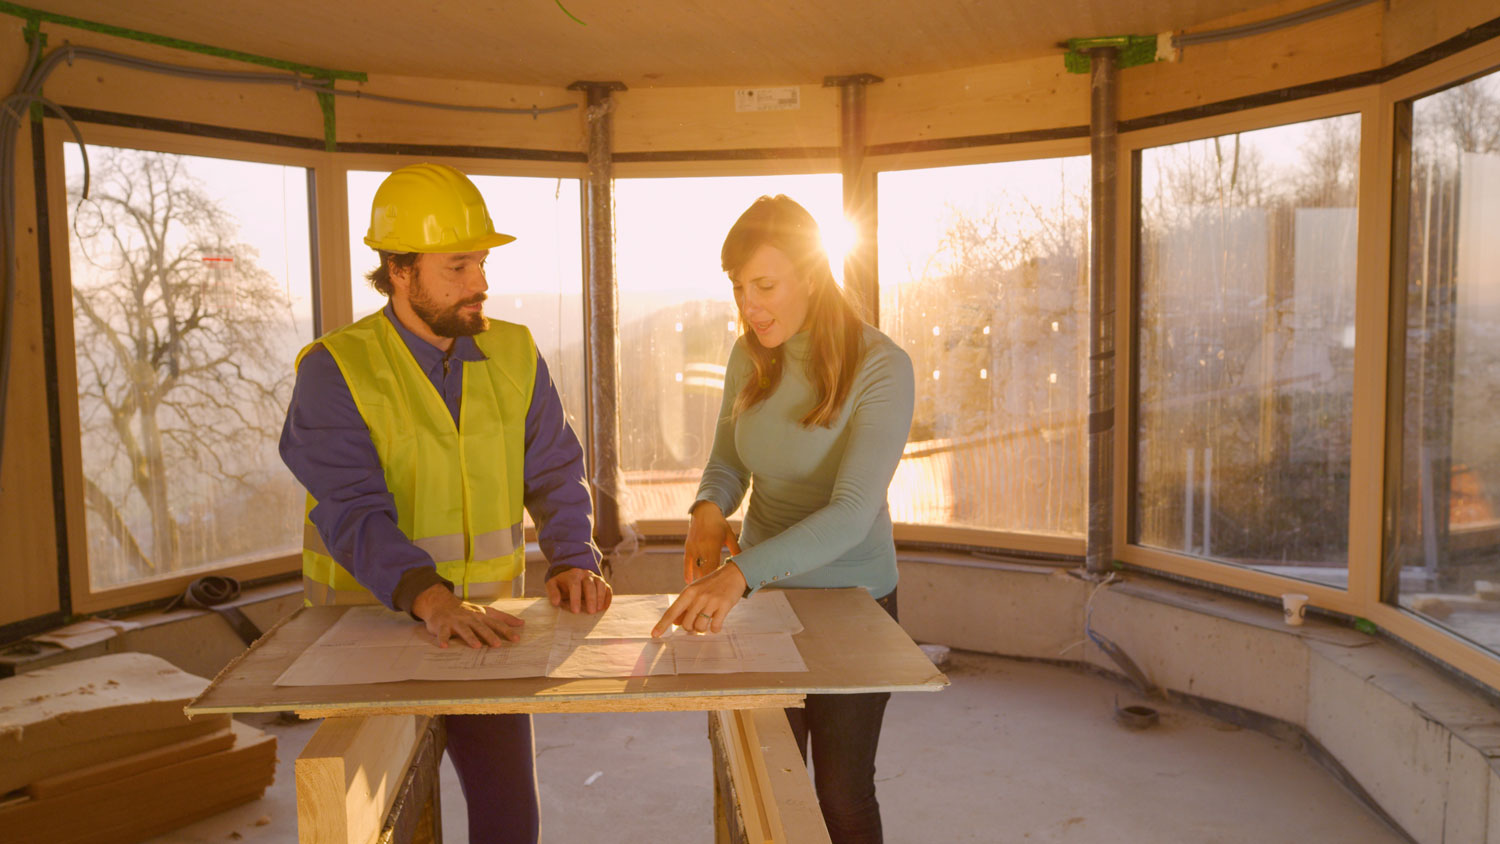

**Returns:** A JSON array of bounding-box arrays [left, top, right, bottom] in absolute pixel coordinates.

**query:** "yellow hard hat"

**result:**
[[364, 163, 516, 253]]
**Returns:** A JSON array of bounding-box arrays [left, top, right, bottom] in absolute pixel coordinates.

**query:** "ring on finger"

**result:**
[[697, 611, 713, 620]]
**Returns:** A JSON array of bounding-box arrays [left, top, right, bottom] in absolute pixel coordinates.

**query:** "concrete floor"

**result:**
[[143, 652, 1405, 843]]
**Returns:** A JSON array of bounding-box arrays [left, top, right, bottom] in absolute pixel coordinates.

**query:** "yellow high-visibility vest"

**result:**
[[296, 310, 535, 606]]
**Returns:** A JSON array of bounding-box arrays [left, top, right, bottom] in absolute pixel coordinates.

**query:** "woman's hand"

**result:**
[[683, 501, 742, 584], [652, 561, 749, 637]]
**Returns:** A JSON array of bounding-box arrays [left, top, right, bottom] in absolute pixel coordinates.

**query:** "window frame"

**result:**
[[41, 121, 592, 613], [1116, 37, 1500, 694], [871, 137, 1092, 557]]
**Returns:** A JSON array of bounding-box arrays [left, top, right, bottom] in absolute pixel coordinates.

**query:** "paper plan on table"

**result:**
[[274, 591, 808, 685], [669, 632, 807, 674], [274, 598, 555, 686]]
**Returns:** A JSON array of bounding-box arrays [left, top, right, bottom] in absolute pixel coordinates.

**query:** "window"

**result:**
[[346, 171, 587, 528], [878, 157, 1090, 534], [613, 175, 843, 523], [1134, 115, 1361, 587], [1387, 69, 1500, 647], [64, 143, 314, 591]]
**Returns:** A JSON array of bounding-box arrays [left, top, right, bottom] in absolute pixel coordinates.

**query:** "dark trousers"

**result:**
[[783, 589, 897, 844], [444, 712, 540, 844]]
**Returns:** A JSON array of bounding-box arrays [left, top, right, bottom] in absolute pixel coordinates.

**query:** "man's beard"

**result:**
[[410, 268, 488, 337]]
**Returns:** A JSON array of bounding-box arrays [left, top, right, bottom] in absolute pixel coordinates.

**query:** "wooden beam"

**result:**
[[295, 714, 426, 844], [711, 708, 832, 844]]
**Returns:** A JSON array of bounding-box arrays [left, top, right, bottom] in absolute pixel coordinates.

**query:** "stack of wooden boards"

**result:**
[[0, 652, 277, 844]]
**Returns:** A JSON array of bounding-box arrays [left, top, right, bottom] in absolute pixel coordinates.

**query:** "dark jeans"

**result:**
[[783, 589, 897, 844], [445, 712, 539, 844]]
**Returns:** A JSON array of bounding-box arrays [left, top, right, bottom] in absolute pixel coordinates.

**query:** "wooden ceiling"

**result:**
[[26, 0, 1268, 87]]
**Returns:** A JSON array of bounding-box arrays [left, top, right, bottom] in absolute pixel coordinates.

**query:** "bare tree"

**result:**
[[68, 148, 295, 579]]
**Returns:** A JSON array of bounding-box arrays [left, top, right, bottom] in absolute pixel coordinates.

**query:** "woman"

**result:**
[[651, 194, 915, 843]]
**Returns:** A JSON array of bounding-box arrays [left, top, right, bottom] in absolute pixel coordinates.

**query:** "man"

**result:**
[[280, 162, 610, 844]]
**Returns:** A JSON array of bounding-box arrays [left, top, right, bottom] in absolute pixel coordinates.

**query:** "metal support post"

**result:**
[[1086, 48, 1118, 577], [823, 73, 882, 322]]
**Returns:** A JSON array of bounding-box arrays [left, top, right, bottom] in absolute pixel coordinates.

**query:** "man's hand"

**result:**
[[411, 583, 524, 648], [547, 566, 614, 614], [651, 562, 748, 637]]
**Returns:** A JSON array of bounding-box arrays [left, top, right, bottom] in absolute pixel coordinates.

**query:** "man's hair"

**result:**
[[365, 251, 419, 296]]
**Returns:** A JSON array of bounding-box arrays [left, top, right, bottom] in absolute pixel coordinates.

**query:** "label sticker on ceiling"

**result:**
[[735, 87, 801, 112]]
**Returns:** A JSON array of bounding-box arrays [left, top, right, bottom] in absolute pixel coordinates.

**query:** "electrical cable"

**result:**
[[0, 39, 579, 492], [1174, 0, 1378, 48]]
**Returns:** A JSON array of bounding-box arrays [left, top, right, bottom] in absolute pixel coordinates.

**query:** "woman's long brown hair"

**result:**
[[721, 195, 867, 428]]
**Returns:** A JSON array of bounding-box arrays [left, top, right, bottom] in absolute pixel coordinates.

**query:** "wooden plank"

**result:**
[[0, 652, 231, 794], [2, 720, 276, 844], [712, 709, 831, 844], [745, 709, 831, 844], [716, 710, 773, 843], [294, 693, 805, 720], [374, 716, 444, 844], [1121, 0, 1384, 123], [26, 725, 235, 798], [0, 52, 63, 627], [296, 715, 425, 844], [189, 589, 948, 717], [1382, 0, 1500, 66]]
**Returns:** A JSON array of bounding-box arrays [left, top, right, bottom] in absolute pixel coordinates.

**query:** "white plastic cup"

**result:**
[[1282, 593, 1310, 626]]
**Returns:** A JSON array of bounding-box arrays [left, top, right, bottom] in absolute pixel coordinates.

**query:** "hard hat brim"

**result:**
[[364, 230, 516, 253]]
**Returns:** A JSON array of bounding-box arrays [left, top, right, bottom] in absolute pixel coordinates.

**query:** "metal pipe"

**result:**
[[824, 73, 882, 322], [567, 80, 626, 553], [1086, 48, 1118, 577]]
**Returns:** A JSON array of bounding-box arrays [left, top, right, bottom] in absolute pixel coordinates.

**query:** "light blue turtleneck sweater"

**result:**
[[695, 324, 916, 599]]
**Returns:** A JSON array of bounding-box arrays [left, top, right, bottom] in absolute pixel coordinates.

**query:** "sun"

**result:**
[[821, 215, 858, 287]]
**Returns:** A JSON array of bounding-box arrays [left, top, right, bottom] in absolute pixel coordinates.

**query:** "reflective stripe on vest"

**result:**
[[296, 311, 536, 605], [302, 522, 525, 569], [301, 574, 522, 607]]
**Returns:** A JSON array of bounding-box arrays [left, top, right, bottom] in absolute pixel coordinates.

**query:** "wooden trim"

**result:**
[[1378, 35, 1500, 104], [71, 555, 302, 616], [1114, 134, 1137, 557], [1119, 88, 1373, 154], [892, 524, 1084, 557], [41, 123, 92, 624], [329, 151, 586, 180], [631, 518, 1084, 558], [313, 163, 354, 332], [1119, 544, 1359, 612], [1346, 89, 1393, 606], [612, 158, 839, 179], [870, 136, 1090, 175], [1363, 603, 1500, 696]]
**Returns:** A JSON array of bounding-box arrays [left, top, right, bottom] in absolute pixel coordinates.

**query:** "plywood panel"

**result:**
[[29, 24, 582, 156], [17, 0, 1274, 89], [1383, 0, 1500, 66], [333, 74, 582, 153], [1120, 0, 1385, 123], [187, 588, 948, 717], [0, 86, 63, 628], [34, 23, 326, 140], [614, 84, 839, 154], [866, 55, 1090, 149]]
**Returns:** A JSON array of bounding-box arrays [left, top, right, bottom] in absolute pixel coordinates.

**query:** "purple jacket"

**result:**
[[279, 304, 600, 612]]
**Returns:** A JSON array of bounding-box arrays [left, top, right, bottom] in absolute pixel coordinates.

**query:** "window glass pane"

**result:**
[[1387, 69, 1500, 646], [878, 158, 1090, 534], [614, 175, 843, 523], [346, 171, 586, 529], [65, 144, 313, 591], [1136, 115, 1360, 586]]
